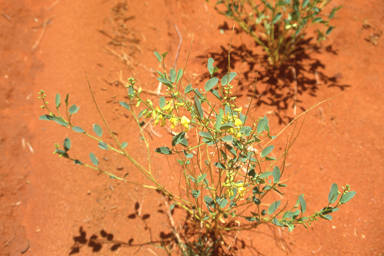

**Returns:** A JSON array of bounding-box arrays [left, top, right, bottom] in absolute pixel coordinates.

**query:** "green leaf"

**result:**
[[119, 101, 130, 111], [169, 68, 176, 83], [272, 12, 282, 24], [183, 149, 193, 158], [220, 123, 233, 130], [205, 77, 219, 91], [257, 118, 266, 133], [298, 194, 307, 214], [157, 77, 172, 87], [93, 124, 103, 137], [194, 88, 203, 99], [207, 58, 214, 75], [261, 145, 274, 158], [320, 214, 333, 220], [197, 174, 207, 183], [204, 196, 215, 206], [259, 172, 272, 178], [240, 126, 252, 136], [98, 141, 108, 150], [222, 135, 233, 142], [63, 137, 71, 152], [221, 72, 237, 86], [73, 159, 82, 165], [214, 162, 226, 169], [184, 84, 193, 94], [172, 132, 186, 146], [215, 113, 223, 131], [39, 115, 54, 121], [156, 70, 165, 78], [328, 183, 339, 204], [199, 131, 213, 139], [194, 96, 204, 119], [138, 110, 147, 118], [192, 190, 200, 198], [53, 117, 68, 127], [89, 152, 99, 166], [326, 26, 335, 36], [155, 147, 172, 155], [72, 126, 85, 133], [55, 93, 61, 108], [176, 69, 183, 83], [210, 89, 222, 100], [69, 104, 80, 115], [302, 0, 309, 8], [154, 51, 162, 62], [161, 52, 168, 59], [169, 204, 175, 210], [219, 198, 228, 209], [121, 142, 128, 148], [340, 191, 356, 204], [159, 97, 166, 109], [273, 166, 281, 183], [268, 200, 281, 215], [128, 87, 134, 98], [64, 94, 69, 106]]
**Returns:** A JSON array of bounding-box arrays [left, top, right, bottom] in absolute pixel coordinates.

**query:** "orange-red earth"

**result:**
[[1, 0, 383, 255]]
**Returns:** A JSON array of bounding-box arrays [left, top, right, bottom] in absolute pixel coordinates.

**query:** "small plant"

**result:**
[[38, 51, 354, 254], [208, 0, 342, 67]]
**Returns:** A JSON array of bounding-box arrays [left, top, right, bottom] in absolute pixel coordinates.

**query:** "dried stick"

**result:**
[[227, 222, 240, 250], [32, 16, 55, 50], [165, 201, 186, 254], [289, 66, 298, 116], [173, 25, 182, 69], [47, 0, 62, 11]]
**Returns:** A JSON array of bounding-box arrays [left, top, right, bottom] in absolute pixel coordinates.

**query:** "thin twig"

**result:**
[[165, 201, 186, 254], [227, 222, 240, 250], [1, 12, 11, 22], [26, 142, 34, 153], [289, 66, 298, 116], [3, 236, 15, 247], [173, 25, 182, 69], [147, 248, 159, 256], [138, 191, 146, 217], [32, 16, 55, 50], [47, 0, 62, 11]]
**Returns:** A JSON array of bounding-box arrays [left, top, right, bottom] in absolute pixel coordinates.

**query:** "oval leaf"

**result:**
[[205, 77, 219, 91], [268, 200, 281, 215], [328, 183, 339, 204], [159, 97, 166, 109], [222, 135, 233, 143], [93, 124, 103, 137], [194, 96, 204, 119], [298, 194, 307, 214], [55, 93, 61, 108], [221, 72, 237, 86], [155, 147, 172, 155], [154, 51, 161, 62], [89, 152, 99, 166], [121, 142, 128, 149], [119, 101, 130, 111], [340, 191, 356, 204], [72, 126, 85, 133], [98, 141, 108, 150], [261, 145, 274, 158], [273, 166, 281, 183], [64, 137, 71, 152]]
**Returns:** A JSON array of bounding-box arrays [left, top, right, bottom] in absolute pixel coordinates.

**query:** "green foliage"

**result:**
[[37, 50, 355, 254], [209, 0, 342, 67]]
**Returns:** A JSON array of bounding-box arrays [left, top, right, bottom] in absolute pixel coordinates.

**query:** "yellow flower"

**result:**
[[154, 114, 165, 127], [181, 116, 191, 132], [234, 107, 242, 113], [234, 118, 242, 127], [170, 117, 179, 129]]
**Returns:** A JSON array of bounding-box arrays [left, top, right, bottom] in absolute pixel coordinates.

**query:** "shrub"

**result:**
[[208, 0, 342, 67], [38, 51, 354, 255]]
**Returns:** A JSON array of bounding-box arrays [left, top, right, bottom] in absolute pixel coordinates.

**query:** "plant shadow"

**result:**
[[196, 29, 351, 124], [68, 201, 289, 255]]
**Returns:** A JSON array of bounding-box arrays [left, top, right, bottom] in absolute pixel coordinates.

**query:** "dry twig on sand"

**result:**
[[32, 16, 55, 51]]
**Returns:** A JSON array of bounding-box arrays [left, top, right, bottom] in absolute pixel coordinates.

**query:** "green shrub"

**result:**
[[208, 0, 342, 67], [38, 51, 354, 255]]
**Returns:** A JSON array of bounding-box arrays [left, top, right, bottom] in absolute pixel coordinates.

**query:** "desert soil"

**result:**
[[1, 0, 384, 255]]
